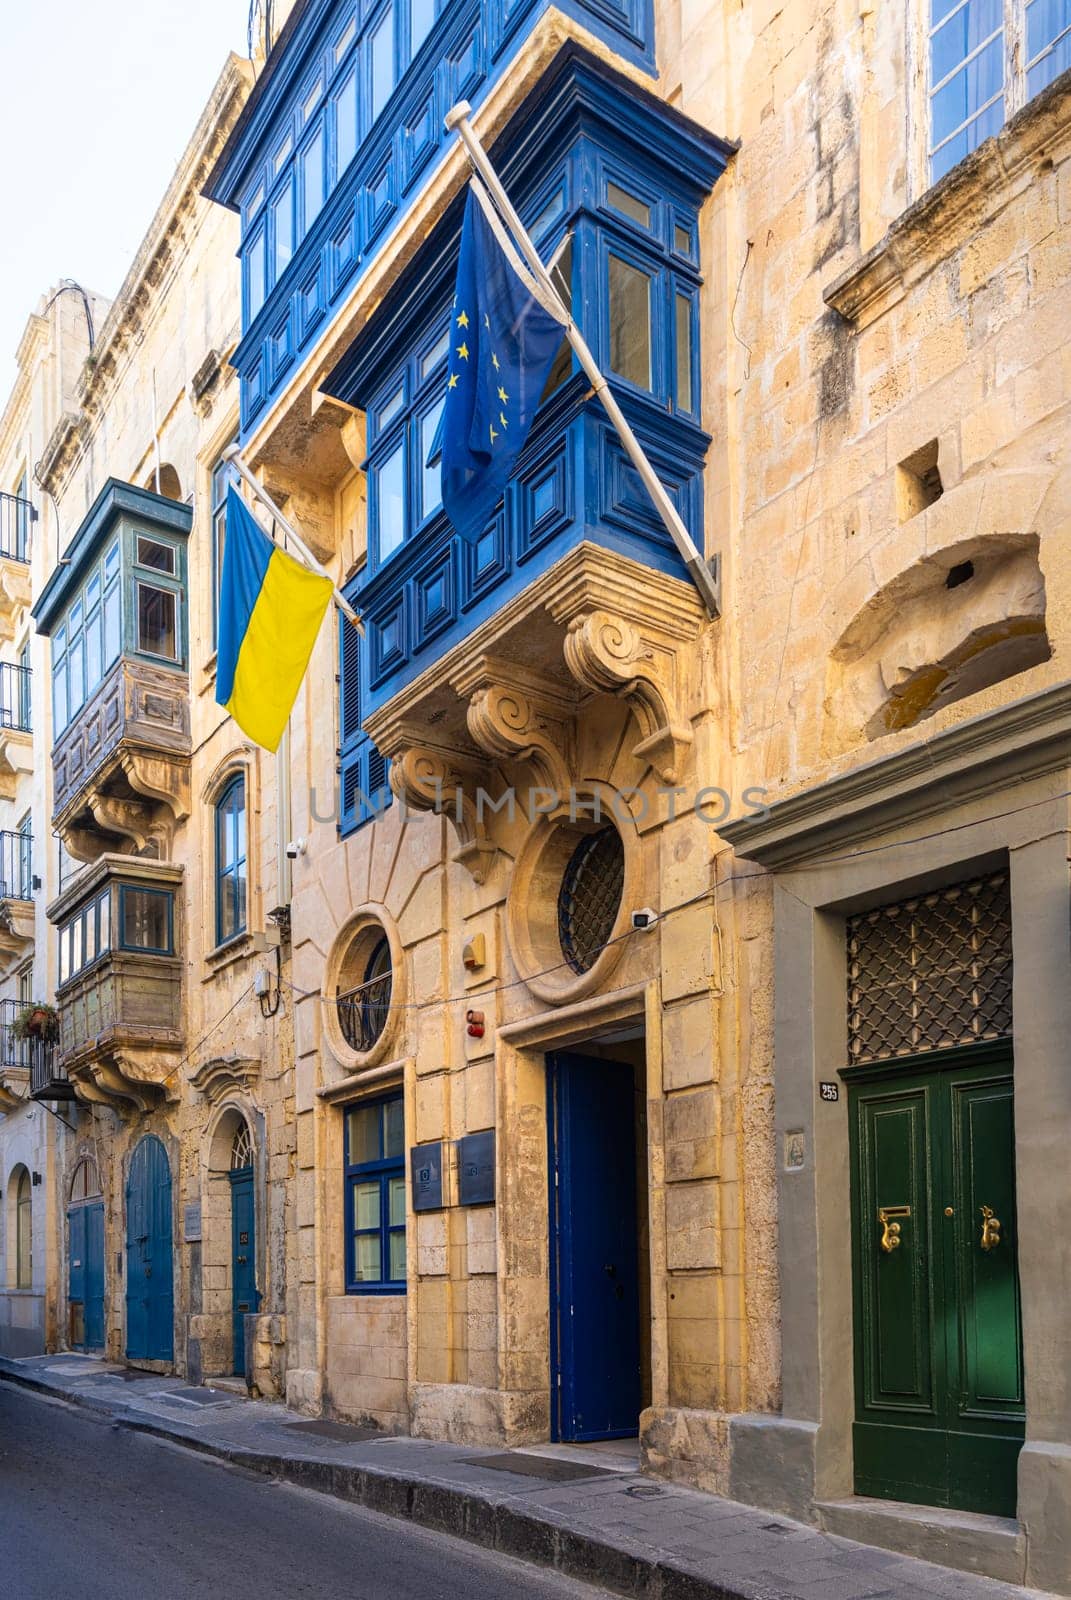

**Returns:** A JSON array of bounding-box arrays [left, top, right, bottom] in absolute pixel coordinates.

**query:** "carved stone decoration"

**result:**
[[0, 900, 35, 974], [190, 1055, 261, 1103], [561, 609, 693, 784], [67, 1046, 179, 1116], [120, 749, 192, 822], [0, 728, 32, 801], [456, 657, 575, 801], [86, 790, 155, 854], [386, 736, 498, 883]]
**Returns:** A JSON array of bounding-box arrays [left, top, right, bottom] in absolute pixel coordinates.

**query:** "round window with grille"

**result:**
[[557, 824, 625, 974], [337, 934, 393, 1053]]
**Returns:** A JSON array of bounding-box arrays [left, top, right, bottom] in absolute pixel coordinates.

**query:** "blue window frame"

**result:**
[[210, 451, 237, 648], [338, 614, 392, 836], [51, 538, 121, 734], [215, 775, 247, 946], [344, 1094, 407, 1293]]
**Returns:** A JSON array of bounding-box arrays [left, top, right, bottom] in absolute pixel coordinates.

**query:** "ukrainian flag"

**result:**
[[216, 486, 333, 752]]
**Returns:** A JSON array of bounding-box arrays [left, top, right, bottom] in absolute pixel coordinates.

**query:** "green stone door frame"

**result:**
[[720, 684, 1071, 1595]]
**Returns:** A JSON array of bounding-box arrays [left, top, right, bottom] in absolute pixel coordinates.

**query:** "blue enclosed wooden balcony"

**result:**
[[204, 0, 658, 435], [313, 49, 731, 839]]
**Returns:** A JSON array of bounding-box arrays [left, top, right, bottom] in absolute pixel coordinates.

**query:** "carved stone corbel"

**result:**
[[87, 791, 153, 854], [387, 738, 498, 883], [120, 749, 191, 822], [454, 657, 575, 801], [560, 610, 693, 785]]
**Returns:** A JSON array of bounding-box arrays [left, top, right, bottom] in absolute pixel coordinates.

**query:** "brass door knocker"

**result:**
[[878, 1204, 911, 1253], [979, 1205, 1002, 1251]]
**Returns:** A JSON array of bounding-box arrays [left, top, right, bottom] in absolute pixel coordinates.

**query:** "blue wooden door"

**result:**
[[548, 1052, 641, 1441], [125, 1136, 174, 1362], [229, 1168, 258, 1375], [68, 1202, 104, 1350]]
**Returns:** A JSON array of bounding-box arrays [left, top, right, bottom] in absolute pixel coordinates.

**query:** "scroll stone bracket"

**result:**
[[386, 736, 499, 885], [560, 609, 694, 786], [452, 656, 577, 803]]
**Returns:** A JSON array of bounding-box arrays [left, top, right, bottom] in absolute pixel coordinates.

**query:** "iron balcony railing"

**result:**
[[0, 492, 34, 564], [0, 663, 31, 733], [0, 997, 28, 1071], [0, 830, 33, 901], [337, 969, 392, 1053]]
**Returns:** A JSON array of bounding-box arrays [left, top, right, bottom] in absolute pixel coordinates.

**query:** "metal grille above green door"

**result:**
[[847, 872, 1012, 1064]]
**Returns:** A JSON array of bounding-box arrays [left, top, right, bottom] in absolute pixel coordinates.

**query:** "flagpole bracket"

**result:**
[[686, 552, 721, 621]]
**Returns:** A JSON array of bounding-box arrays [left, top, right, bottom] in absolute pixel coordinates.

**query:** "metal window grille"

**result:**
[[847, 871, 1012, 1064], [230, 1123, 253, 1170], [557, 824, 625, 975], [337, 939, 392, 1052]]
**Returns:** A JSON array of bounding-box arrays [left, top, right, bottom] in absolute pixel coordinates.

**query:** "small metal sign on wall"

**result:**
[[410, 1142, 443, 1211], [457, 1131, 495, 1206], [183, 1203, 202, 1243]]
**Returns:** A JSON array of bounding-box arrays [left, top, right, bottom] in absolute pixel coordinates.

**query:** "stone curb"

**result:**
[[0, 1364, 762, 1600]]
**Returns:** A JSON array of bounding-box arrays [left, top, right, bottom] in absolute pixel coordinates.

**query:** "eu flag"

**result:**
[[441, 187, 566, 544]]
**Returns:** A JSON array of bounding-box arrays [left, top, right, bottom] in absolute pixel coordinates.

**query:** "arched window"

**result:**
[[215, 775, 247, 945], [70, 1157, 102, 1204], [337, 933, 392, 1053], [15, 1167, 31, 1289], [230, 1122, 253, 1171]]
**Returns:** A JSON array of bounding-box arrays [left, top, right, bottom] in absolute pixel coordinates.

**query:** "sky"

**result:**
[[0, 0, 252, 391]]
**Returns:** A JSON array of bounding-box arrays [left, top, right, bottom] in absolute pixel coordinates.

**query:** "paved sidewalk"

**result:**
[[0, 1353, 1052, 1600]]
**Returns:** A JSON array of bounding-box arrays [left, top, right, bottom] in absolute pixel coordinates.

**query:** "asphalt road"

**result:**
[[0, 1384, 611, 1600]]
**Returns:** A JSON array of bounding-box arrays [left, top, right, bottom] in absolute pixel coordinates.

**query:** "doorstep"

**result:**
[[818, 1496, 1026, 1586]]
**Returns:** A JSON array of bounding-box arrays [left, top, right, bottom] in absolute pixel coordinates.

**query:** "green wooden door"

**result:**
[[850, 1052, 1024, 1515]]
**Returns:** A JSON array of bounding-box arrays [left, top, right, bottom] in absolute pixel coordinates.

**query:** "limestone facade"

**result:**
[[2, 1, 1070, 1592]]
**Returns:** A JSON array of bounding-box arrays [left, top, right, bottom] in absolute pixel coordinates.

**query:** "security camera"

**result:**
[[630, 908, 659, 931], [285, 838, 306, 860]]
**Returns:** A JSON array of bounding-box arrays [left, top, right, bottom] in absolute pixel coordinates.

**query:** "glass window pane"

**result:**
[[676, 293, 693, 413], [930, 0, 1002, 86], [347, 1103, 380, 1164], [354, 1180, 380, 1231], [136, 537, 175, 574], [68, 632, 85, 714], [1026, 0, 1071, 94], [607, 180, 651, 228], [103, 582, 120, 667], [335, 16, 356, 62], [302, 129, 324, 234], [389, 1228, 407, 1281], [84, 906, 97, 965], [85, 604, 102, 692], [354, 1232, 382, 1282], [388, 1175, 406, 1226], [54, 647, 68, 733], [273, 185, 293, 280], [531, 188, 565, 242], [71, 915, 84, 976], [248, 231, 266, 321], [137, 586, 177, 659], [931, 32, 1004, 148], [384, 1097, 404, 1158], [122, 888, 170, 952], [421, 399, 445, 521], [376, 441, 406, 561], [674, 222, 693, 257], [371, 5, 395, 120], [98, 892, 110, 954], [421, 330, 449, 378], [273, 133, 292, 175], [336, 69, 358, 174], [608, 254, 652, 390], [58, 925, 69, 985], [411, 0, 436, 54], [378, 386, 405, 429]]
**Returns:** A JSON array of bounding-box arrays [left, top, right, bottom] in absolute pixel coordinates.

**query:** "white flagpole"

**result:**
[[223, 445, 363, 632], [444, 102, 721, 620]]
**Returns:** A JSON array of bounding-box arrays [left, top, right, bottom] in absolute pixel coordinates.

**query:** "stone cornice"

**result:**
[[39, 53, 252, 499], [720, 681, 1071, 869], [0, 313, 49, 471], [825, 65, 1071, 328]]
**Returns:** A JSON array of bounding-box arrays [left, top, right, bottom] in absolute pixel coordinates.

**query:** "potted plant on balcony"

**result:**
[[12, 1002, 59, 1043]]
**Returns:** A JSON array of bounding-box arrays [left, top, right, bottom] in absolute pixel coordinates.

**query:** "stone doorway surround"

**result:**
[[720, 682, 1071, 1594], [491, 981, 659, 1447]]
